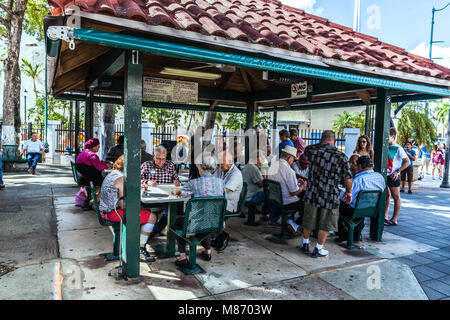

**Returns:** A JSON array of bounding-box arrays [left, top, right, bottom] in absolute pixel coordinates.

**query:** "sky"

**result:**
[[281, 0, 450, 67]]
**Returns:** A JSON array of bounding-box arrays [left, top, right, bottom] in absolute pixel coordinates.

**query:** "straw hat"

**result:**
[[281, 145, 298, 159]]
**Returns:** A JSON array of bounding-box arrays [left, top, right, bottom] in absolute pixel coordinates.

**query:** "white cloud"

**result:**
[[409, 42, 450, 69], [281, 0, 324, 15]]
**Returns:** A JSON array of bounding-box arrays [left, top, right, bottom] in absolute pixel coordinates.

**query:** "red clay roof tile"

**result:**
[[47, 0, 450, 80]]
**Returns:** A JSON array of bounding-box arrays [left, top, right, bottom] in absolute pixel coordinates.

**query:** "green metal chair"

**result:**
[[1, 145, 28, 163], [89, 181, 121, 260], [341, 190, 382, 249], [263, 179, 298, 239], [224, 182, 248, 219], [169, 196, 227, 275]]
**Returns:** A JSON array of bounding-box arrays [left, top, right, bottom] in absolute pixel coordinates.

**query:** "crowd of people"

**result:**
[[73, 125, 445, 267]]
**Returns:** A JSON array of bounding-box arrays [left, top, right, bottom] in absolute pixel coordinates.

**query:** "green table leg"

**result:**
[[152, 202, 180, 258]]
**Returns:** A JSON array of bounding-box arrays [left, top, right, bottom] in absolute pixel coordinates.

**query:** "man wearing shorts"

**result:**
[[300, 130, 353, 258], [384, 128, 410, 226], [400, 142, 416, 194]]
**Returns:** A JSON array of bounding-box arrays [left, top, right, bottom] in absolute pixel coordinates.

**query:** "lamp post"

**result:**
[[429, 3, 450, 60], [24, 89, 28, 124]]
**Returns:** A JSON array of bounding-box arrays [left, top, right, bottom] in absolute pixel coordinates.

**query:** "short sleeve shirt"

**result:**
[[304, 143, 352, 210], [387, 145, 408, 175], [242, 164, 263, 201], [140, 160, 179, 184], [403, 148, 416, 168], [213, 164, 243, 213], [268, 158, 300, 205]]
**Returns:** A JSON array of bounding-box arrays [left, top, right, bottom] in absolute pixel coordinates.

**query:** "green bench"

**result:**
[[341, 190, 383, 249], [263, 179, 298, 239], [1, 145, 41, 164], [169, 196, 227, 274], [89, 181, 121, 260]]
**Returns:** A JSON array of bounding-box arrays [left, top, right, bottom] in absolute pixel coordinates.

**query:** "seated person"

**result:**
[[335, 156, 386, 243], [291, 154, 309, 182], [105, 135, 124, 163], [140, 145, 181, 236], [242, 154, 269, 215], [278, 129, 294, 155], [349, 154, 360, 176], [99, 155, 157, 262], [171, 156, 225, 267], [20, 132, 44, 175], [212, 151, 243, 251], [267, 146, 307, 234], [75, 138, 110, 187], [140, 140, 153, 164]]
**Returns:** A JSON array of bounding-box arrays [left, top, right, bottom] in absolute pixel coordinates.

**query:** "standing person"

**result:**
[[278, 129, 294, 155], [300, 130, 353, 258], [419, 144, 431, 177], [290, 129, 306, 159], [0, 134, 4, 189], [440, 142, 446, 180], [353, 135, 375, 162], [105, 135, 124, 163], [20, 132, 44, 175], [400, 142, 416, 194], [384, 128, 410, 226], [431, 144, 444, 180]]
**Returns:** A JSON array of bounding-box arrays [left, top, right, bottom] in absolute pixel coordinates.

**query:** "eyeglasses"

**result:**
[[359, 140, 367, 144], [155, 157, 166, 161]]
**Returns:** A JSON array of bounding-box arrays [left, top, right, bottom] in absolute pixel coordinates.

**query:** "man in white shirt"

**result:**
[[384, 128, 410, 226], [20, 132, 44, 174], [267, 146, 306, 234]]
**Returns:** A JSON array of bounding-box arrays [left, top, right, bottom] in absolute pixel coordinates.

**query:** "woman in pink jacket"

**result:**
[[76, 138, 110, 186]]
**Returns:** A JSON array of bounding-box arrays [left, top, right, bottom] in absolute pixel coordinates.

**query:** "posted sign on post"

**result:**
[[143, 77, 198, 103], [291, 81, 308, 99]]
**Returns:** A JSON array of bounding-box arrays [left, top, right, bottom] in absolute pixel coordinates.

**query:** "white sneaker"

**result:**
[[287, 220, 299, 233], [312, 247, 329, 258]]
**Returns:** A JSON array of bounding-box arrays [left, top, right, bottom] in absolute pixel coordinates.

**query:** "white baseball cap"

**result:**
[[281, 145, 298, 159]]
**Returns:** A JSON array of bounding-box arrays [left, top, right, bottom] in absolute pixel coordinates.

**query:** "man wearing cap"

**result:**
[[20, 132, 44, 175], [335, 156, 386, 243], [301, 130, 353, 258], [267, 145, 307, 233], [105, 135, 124, 163], [76, 138, 110, 186], [290, 129, 306, 159]]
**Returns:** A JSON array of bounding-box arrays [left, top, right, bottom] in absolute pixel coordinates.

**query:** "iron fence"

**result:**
[[20, 123, 45, 144]]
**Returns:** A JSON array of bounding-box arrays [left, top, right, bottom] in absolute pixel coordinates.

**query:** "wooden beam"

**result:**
[[355, 90, 372, 105], [86, 49, 124, 88], [240, 68, 252, 92], [53, 64, 91, 96], [282, 101, 291, 110], [210, 100, 219, 111], [245, 69, 267, 89]]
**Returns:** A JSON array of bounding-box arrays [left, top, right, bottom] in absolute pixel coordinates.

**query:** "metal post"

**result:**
[[75, 101, 80, 159], [371, 88, 391, 241], [245, 99, 255, 164], [122, 50, 143, 279], [440, 110, 450, 188], [85, 90, 94, 140], [429, 7, 435, 59]]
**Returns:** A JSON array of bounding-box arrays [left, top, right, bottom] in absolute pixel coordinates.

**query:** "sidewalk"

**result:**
[[0, 164, 448, 300]]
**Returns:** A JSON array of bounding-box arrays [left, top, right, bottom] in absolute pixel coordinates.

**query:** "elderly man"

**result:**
[[268, 145, 307, 234], [301, 130, 353, 258], [349, 154, 360, 176], [212, 151, 243, 252], [242, 154, 269, 217], [335, 156, 386, 243], [141, 145, 181, 236], [20, 132, 44, 175], [105, 135, 124, 163], [172, 156, 225, 266]]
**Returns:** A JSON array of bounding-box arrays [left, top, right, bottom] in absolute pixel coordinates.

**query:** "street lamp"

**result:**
[[24, 89, 28, 124], [429, 3, 450, 60]]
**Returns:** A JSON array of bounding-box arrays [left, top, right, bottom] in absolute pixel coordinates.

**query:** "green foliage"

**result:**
[[398, 106, 436, 147], [221, 112, 272, 131], [20, 58, 43, 97], [142, 108, 182, 128], [332, 111, 365, 136], [27, 94, 70, 126], [433, 102, 449, 125]]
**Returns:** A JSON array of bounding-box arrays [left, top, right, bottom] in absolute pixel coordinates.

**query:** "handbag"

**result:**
[[75, 187, 88, 207]]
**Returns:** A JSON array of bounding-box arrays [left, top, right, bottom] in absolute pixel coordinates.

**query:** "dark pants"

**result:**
[[27, 153, 40, 169], [338, 202, 364, 240], [174, 217, 211, 254], [76, 163, 104, 187], [269, 200, 304, 224]]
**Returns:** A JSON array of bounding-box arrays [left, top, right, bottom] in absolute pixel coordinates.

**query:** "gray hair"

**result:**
[[199, 156, 217, 172], [280, 151, 293, 160], [154, 145, 167, 155]]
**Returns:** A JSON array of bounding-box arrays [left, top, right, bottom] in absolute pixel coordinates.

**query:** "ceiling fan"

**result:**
[[180, 60, 236, 72]]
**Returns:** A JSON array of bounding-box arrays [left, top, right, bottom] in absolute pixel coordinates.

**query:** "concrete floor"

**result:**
[[0, 164, 448, 300]]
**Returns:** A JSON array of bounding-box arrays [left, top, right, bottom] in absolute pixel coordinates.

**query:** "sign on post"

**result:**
[[143, 77, 198, 103]]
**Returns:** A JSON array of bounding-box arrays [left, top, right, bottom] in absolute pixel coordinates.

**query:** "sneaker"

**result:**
[[27, 168, 33, 174], [299, 243, 310, 254], [287, 221, 299, 234], [408, 190, 412, 194], [432, 177, 435, 180], [400, 189, 405, 193], [31, 168, 36, 175], [439, 176, 442, 180], [0, 184, 5, 189], [311, 247, 329, 258], [140, 246, 156, 263]]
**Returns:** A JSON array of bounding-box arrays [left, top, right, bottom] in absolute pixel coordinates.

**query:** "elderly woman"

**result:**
[[99, 155, 157, 263], [75, 138, 110, 186], [172, 156, 225, 267]]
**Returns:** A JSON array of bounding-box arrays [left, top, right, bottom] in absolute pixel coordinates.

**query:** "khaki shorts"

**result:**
[[303, 202, 339, 232]]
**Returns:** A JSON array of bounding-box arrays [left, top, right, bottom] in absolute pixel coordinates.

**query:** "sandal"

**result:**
[[389, 219, 398, 226], [384, 219, 393, 226]]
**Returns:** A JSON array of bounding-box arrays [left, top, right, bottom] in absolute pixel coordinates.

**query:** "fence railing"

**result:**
[[20, 123, 45, 144]]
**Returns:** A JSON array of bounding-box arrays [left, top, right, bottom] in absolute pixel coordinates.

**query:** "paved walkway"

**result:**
[[0, 164, 449, 300]]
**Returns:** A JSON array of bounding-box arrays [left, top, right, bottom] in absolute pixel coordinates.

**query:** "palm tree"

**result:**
[[398, 106, 436, 146], [20, 58, 43, 99], [332, 110, 365, 136], [434, 102, 449, 127]]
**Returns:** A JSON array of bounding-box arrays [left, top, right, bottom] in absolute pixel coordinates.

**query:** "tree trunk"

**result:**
[[101, 103, 115, 160], [2, 1, 28, 145], [204, 111, 216, 130]]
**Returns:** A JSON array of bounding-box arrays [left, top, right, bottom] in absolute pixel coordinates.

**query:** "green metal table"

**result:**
[[140, 184, 190, 258]]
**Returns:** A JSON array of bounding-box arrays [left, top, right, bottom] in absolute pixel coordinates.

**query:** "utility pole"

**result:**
[[353, 0, 361, 32]]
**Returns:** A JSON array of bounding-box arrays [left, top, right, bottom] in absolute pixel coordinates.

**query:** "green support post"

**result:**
[[122, 50, 143, 279], [85, 90, 94, 140], [245, 99, 255, 164], [370, 88, 391, 241]]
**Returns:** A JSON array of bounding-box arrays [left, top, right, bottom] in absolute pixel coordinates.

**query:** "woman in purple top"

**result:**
[[76, 138, 110, 186]]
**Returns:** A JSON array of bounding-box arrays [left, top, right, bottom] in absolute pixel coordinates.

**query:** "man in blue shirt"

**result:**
[[419, 144, 431, 179], [278, 129, 294, 155], [335, 155, 386, 243], [400, 142, 416, 194]]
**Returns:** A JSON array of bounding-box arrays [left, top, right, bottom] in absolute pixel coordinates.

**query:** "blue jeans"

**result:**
[[153, 204, 168, 234], [27, 153, 40, 169], [0, 154, 3, 185], [248, 191, 270, 216]]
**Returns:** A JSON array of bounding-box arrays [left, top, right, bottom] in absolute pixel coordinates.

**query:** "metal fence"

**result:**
[[20, 123, 45, 144]]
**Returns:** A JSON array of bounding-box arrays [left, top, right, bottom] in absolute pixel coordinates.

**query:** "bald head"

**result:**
[[321, 130, 336, 144]]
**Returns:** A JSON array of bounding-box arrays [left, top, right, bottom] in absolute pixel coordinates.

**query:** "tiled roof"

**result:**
[[48, 0, 450, 81]]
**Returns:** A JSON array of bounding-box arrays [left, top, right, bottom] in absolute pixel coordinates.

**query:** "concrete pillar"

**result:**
[[46, 120, 61, 164], [141, 122, 155, 154], [343, 128, 360, 158]]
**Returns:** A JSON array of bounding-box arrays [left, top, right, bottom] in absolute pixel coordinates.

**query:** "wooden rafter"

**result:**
[[355, 90, 372, 105], [240, 68, 252, 92]]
